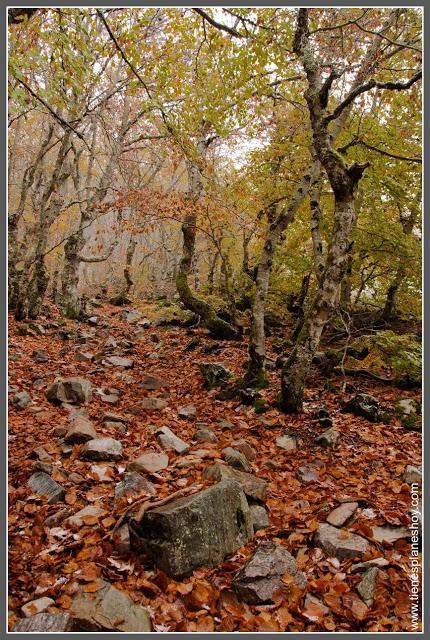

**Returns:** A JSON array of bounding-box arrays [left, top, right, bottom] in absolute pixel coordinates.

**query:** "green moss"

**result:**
[[253, 398, 267, 414], [347, 331, 421, 387], [401, 414, 420, 431]]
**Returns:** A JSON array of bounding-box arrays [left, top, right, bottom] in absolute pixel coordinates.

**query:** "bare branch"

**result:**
[[326, 70, 422, 123], [192, 8, 245, 38]]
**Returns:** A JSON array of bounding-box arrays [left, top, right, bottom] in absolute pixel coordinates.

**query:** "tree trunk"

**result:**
[[382, 264, 404, 320], [281, 195, 357, 411], [281, 9, 372, 412], [26, 256, 50, 319], [245, 165, 318, 387], [124, 236, 137, 295], [207, 251, 219, 294], [176, 133, 238, 339], [61, 233, 84, 319]]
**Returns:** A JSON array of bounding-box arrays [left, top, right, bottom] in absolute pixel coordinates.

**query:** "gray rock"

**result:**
[[103, 356, 134, 369], [370, 525, 410, 543], [202, 463, 267, 502], [32, 349, 49, 363], [65, 417, 97, 443], [99, 393, 119, 404], [198, 362, 232, 390], [139, 374, 167, 390], [32, 461, 54, 474], [176, 455, 204, 468], [22, 597, 55, 617], [105, 336, 117, 348], [65, 505, 106, 529], [113, 523, 131, 554], [297, 464, 319, 483], [141, 397, 167, 412], [75, 351, 94, 363], [88, 316, 99, 325], [157, 427, 189, 454], [90, 463, 115, 482], [357, 567, 379, 605], [28, 472, 65, 504], [70, 579, 151, 631], [327, 502, 358, 527], [303, 593, 329, 616], [231, 439, 256, 461], [114, 472, 156, 506], [350, 557, 389, 573], [314, 523, 369, 559], [223, 447, 251, 472], [43, 507, 73, 527], [249, 504, 269, 532], [397, 398, 420, 416], [403, 464, 422, 485], [178, 404, 196, 419], [12, 613, 74, 632], [315, 428, 340, 447], [53, 426, 68, 438], [46, 377, 92, 405], [132, 479, 253, 578], [343, 393, 381, 422], [218, 419, 236, 431], [136, 317, 151, 328], [276, 434, 297, 451], [31, 446, 53, 462], [233, 542, 306, 604], [102, 411, 128, 423], [127, 452, 169, 473], [194, 426, 218, 444], [80, 438, 123, 461], [104, 420, 127, 433], [123, 309, 142, 324], [11, 391, 32, 409]]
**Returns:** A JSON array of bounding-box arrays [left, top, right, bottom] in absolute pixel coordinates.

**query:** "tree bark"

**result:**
[[281, 9, 370, 412], [176, 131, 238, 339]]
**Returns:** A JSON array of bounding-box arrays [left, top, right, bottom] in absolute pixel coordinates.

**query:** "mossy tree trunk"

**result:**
[[176, 130, 239, 340], [281, 9, 370, 412]]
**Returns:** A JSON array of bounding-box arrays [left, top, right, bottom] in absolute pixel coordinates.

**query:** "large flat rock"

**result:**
[[127, 452, 169, 473], [28, 472, 65, 504], [70, 579, 151, 631], [157, 426, 189, 454], [315, 522, 370, 559], [132, 479, 253, 578], [80, 438, 123, 461], [12, 613, 74, 632]]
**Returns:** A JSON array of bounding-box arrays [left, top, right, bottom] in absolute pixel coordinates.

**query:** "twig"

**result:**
[[106, 484, 203, 541]]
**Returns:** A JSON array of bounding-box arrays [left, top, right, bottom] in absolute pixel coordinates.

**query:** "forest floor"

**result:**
[[8, 302, 422, 632]]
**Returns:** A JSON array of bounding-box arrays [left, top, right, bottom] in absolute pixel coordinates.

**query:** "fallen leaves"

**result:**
[[8, 304, 422, 632]]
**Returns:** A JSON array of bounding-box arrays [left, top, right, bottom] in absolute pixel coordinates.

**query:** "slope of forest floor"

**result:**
[[8, 302, 422, 632]]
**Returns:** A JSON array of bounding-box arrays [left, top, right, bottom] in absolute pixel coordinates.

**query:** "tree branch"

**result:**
[[192, 8, 245, 38], [326, 70, 422, 123]]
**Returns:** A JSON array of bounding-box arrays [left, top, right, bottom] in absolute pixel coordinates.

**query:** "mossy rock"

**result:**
[[347, 331, 421, 387]]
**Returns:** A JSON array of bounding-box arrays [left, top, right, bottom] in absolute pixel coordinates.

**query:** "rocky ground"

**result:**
[[8, 302, 422, 632]]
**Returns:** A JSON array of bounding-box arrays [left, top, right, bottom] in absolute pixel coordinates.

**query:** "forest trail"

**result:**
[[8, 302, 421, 632]]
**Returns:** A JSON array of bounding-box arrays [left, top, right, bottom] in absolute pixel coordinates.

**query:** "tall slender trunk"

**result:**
[[207, 252, 219, 294], [124, 236, 137, 295], [281, 195, 358, 411], [280, 9, 371, 412], [382, 264, 404, 320], [244, 165, 318, 386], [176, 132, 238, 339]]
